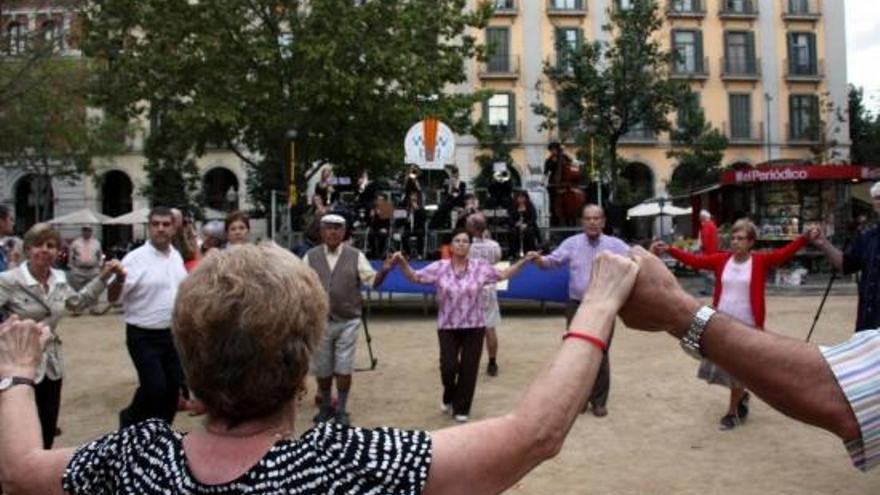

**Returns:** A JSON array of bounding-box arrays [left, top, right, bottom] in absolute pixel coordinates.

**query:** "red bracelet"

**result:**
[[562, 331, 608, 352]]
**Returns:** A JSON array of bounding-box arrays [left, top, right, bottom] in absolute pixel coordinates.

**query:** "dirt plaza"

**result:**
[[56, 293, 878, 494]]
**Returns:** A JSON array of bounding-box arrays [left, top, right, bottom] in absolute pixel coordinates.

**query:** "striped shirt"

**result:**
[[820, 329, 880, 471]]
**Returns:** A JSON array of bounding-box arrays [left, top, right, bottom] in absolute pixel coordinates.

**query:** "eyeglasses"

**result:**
[[731, 235, 751, 241], [452, 238, 470, 244]]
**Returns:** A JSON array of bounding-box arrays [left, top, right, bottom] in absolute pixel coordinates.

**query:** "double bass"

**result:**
[[551, 154, 586, 227]]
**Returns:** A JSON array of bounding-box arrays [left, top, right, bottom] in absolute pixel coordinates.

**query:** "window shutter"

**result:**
[[695, 31, 704, 72], [508, 93, 516, 137], [482, 98, 489, 127], [807, 33, 817, 73], [746, 31, 756, 73]]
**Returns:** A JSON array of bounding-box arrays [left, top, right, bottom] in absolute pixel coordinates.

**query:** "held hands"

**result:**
[[582, 252, 639, 310], [649, 240, 669, 256], [806, 227, 824, 245], [619, 247, 700, 337], [0, 316, 51, 379], [99, 260, 126, 283], [382, 252, 403, 271]]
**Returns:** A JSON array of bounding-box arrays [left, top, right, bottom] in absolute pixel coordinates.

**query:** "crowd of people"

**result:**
[[0, 180, 877, 493]]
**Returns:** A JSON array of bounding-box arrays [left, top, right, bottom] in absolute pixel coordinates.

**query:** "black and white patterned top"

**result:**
[[62, 419, 432, 494]]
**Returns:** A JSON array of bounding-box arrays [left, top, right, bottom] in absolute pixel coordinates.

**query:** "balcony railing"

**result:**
[[721, 57, 761, 80], [667, 0, 706, 18], [719, 0, 758, 18], [786, 122, 820, 144], [620, 126, 657, 144], [782, 0, 822, 21], [547, 0, 587, 16], [722, 121, 764, 143], [784, 58, 824, 81], [479, 54, 521, 79], [491, 0, 518, 15], [671, 56, 709, 79]]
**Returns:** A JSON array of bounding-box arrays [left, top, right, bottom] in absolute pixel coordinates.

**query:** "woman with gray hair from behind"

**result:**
[[0, 243, 639, 494]]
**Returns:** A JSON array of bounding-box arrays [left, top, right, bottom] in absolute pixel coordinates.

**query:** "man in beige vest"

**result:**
[[306, 214, 392, 425]]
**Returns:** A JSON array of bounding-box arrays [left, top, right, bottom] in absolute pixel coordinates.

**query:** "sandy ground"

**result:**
[[55, 292, 879, 494]]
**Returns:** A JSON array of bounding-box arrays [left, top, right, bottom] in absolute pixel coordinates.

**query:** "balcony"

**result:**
[[784, 58, 824, 82], [786, 123, 820, 144], [483, 120, 523, 142], [721, 57, 761, 81], [782, 0, 822, 22], [491, 0, 518, 16], [671, 56, 709, 80], [722, 121, 764, 144], [620, 126, 657, 144], [479, 55, 521, 80], [667, 0, 706, 19], [719, 0, 758, 19], [547, 0, 587, 16]]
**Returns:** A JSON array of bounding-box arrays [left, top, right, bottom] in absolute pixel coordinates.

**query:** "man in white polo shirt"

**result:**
[[109, 206, 188, 427]]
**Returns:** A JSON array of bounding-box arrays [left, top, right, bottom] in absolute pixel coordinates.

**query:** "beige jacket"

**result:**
[[0, 263, 106, 382]]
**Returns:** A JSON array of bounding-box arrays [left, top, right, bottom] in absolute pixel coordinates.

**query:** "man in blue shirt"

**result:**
[[813, 181, 880, 332]]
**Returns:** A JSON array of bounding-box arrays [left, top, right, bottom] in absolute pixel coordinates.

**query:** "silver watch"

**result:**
[[680, 306, 716, 360]]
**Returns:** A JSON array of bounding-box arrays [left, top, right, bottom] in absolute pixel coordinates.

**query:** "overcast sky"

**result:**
[[847, 0, 880, 114]]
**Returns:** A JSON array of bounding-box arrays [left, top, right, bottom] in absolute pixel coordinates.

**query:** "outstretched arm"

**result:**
[[762, 234, 809, 268], [393, 252, 421, 284], [621, 247, 860, 443], [496, 253, 536, 281], [423, 253, 638, 495]]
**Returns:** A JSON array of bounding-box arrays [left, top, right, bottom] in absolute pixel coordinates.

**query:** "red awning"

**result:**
[[721, 165, 880, 185]]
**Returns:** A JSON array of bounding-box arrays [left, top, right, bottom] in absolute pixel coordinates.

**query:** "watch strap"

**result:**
[[0, 376, 36, 391], [680, 305, 716, 360]]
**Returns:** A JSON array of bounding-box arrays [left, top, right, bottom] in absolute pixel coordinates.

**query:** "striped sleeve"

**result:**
[[820, 330, 880, 472]]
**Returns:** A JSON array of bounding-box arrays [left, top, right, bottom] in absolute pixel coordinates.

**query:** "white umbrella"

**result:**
[[627, 202, 692, 219], [48, 208, 111, 225], [103, 207, 151, 225], [204, 208, 228, 221]]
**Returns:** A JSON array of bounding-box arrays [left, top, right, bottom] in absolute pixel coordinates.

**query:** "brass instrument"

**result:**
[[493, 168, 511, 183]]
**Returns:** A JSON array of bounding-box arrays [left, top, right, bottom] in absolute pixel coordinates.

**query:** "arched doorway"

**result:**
[[203, 167, 239, 211], [14, 174, 54, 234], [100, 170, 134, 258], [620, 162, 655, 241]]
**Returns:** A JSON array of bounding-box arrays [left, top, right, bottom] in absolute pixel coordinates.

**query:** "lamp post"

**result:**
[[583, 124, 599, 207], [225, 186, 238, 211], [764, 92, 773, 164]]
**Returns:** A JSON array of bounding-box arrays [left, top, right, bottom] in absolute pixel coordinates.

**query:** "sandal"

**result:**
[[719, 414, 739, 431]]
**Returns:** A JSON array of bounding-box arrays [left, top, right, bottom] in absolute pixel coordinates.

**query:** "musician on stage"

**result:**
[[313, 166, 335, 207], [544, 142, 579, 226], [399, 191, 427, 260], [401, 166, 423, 207], [508, 190, 540, 258], [367, 193, 392, 259], [354, 170, 379, 225]]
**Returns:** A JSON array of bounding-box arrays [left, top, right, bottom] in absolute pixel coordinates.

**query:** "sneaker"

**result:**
[[719, 414, 739, 431], [313, 406, 335, 424], [335, 410, 351, 426], [453, 414, 469, 423], [441, 402, 452, 414], [487, 361, 499, 377]]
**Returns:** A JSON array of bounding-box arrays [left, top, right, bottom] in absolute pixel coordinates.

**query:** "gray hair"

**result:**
[[202, 220, 225, 241], [871, 181, 880, 199], [699, 210, 712, 220]]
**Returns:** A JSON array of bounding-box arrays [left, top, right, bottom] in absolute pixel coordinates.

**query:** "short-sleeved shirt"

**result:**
[[119, 242, 188, 329], [842, 224, 880, 332], [542, 233, 630, 301], [62, 419, 432, 494], [415, 258, 501, 330], [820, 329, 880, 472]]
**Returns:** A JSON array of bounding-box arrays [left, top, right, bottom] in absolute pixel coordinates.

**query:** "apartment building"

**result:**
[[459, 0, 849, 204]]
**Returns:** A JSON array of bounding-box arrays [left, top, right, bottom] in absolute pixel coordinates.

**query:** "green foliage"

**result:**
[[81, 0, 492, 213], [532, 0, 686, 204], [140, 106, 203, 215], [666, 102, 728, 196], [809, 91, 846, 164], [472, 124, 518, 188], [0, 58, 128, 221], [848, 85, 880, 165]]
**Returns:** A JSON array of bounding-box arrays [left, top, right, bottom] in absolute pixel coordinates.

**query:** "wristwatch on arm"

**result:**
[[680, 305, 717, 360], [0, 376, 35, 392]]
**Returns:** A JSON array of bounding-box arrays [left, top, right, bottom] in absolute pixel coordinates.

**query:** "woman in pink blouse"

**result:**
[[394, 228, 536, 422]]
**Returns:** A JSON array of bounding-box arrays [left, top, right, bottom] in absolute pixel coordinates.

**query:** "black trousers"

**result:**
[[565, 300, 614, 408], [437, 328, 485, 416], [120, 325, 184, 427], [35, 378, 62, 449]]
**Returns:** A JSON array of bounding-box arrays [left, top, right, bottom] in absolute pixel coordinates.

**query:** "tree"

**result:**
[[809, 91, 847, 164], [0, 58, 128, 221], [849, 85, 880, 165], [666, 99, 727, 196], [533, 0, 686, 205], [81, 0, 492, 213]]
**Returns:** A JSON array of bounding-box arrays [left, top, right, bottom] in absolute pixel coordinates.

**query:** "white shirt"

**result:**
[[119, 242, 187, 329], [717, 256, 756, 327], [322, 244, 377, 286]]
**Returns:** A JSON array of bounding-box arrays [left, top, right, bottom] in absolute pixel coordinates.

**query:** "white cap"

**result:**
[[871, 181, 880, 199], [320, 213, 346, 225]]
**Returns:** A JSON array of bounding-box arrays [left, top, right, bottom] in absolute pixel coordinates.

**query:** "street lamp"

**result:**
[[764, 92, 773, 164], [583, 123, 600, 207]]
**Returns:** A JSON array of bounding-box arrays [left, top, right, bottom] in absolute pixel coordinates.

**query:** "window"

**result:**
[[551, 0, 584, 9], [493, 0, 515, 10], [617, 0, 634, 10], [724, 31, 756, 74], [672, 30, 703, 74], [677, 92, 701, 128], [39, 20, 61, 51], [555, 27, 582, 70], [729, 94, 752, 139], [725, 0, 745, 11], [5, 22, 26, 55], [671, 0, 696, 12], [486, 27, 510, 72], [789, 0, 809, 14], [557, 93, 580, 138], [484, 93, 515, 136], [787, 32, 817, 75], [790, 94, 818, 140]]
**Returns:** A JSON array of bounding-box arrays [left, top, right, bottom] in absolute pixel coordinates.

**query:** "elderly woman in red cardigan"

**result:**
[[652, 219, 814, 430]]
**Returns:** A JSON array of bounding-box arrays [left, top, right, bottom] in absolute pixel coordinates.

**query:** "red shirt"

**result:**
[[700, 219, 718, 255], [667, 235, 809, 328]]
